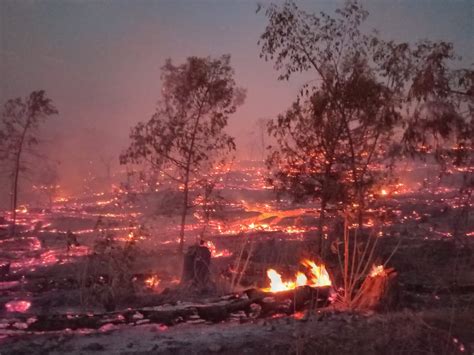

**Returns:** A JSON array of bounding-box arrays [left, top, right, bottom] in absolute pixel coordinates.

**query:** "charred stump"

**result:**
[[352, 267, 399, 311], [181, 244, 212, 291]]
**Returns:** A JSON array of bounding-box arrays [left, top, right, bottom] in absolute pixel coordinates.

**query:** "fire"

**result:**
[[15, 206, 28, 214], [263, 260, 331, 292], [380, 189, 388, 196], [369, 264, 386, 277], [302, 259, 332, 287], [205, 240, 232, 258], [145, 275, 160, 290], [295, 272, 307, 286], [265, 269, 296, 292]]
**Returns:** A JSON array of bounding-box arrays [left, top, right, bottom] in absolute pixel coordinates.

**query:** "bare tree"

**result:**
[[121, 55, 245, 253], [0, 90, 58, 235]]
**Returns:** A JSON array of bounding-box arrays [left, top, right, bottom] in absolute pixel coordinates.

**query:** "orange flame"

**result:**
[[369, 264, 386, 277], [301, 259, 332, 287], [265, 269, 296, 292], [263, 260, 332, 292], [205, 241, 232, 258], [295, 272, 307, 287], [145, 275, 160, 290]]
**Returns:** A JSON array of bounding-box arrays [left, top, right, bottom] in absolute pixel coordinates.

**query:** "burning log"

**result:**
[[351, 267, 399, 311], [245, 285, 332, 315]]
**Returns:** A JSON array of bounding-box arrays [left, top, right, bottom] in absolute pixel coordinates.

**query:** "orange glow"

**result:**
[[145, 275, 160, 290], [369, 264, 386, 277], [5, 300, 31, 313], [380, 189, 388, 196], [263, 260, 332, 292], [265, 269, 296, 292], [302, 259, 332, 287], [15, 206, 28, 214], [295, 272, 307, 286], [205, 241, 232, 258]]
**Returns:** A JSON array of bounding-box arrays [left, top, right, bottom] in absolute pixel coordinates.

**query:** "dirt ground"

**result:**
[[1, 165, 473, 354], [1, 308, 472, 354]]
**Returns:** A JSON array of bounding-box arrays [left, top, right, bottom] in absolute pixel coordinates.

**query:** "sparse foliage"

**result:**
[[259, 0, 473, 255], [79, 228, 137, 312], [121, 55, 245, 253], [0, 90, 58, 235]]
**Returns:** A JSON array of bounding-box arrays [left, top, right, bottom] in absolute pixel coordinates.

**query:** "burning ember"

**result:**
[[5, 300, 31, 313], [369, 264, 386, 277], [263, 260, 331, 292], [205, 241, 232, 258], [145, 275, 161, 290]]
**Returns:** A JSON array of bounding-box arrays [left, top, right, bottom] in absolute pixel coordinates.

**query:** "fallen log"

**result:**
[[9, 295, 253, 332], [5, 286, 332, 332], [245, 285, 332, 315], [196, 299, 253, 322]]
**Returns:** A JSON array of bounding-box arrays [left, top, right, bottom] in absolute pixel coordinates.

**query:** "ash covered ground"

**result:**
[[0, 161, 473, 354]]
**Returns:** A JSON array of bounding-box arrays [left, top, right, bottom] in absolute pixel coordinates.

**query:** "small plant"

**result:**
[[333, 212, 400, 310], [79, 217, 137, 312], [230, 235, 255, 292]]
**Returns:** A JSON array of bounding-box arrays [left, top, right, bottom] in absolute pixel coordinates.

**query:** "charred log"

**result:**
[[245, 285, 331, 315], [7, 286, 332, 332]]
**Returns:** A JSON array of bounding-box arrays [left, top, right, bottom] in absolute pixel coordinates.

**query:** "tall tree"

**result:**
[[0, 90, 58, 235], [259, 1, 473, 255], [121, 55, 245, 253]]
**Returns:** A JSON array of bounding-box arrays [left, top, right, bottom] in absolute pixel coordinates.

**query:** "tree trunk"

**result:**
[[181, 244, 212, 291], [9, 119, 30, 237], [10, 168, 19, 237], [10, 141, 23, 237], [178, 180, 189, 255], [318, 199, 327, 258]]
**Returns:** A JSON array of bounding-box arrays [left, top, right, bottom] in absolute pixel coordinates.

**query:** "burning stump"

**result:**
[[352, 267, 399, 311], [181, 244, 212, 291]]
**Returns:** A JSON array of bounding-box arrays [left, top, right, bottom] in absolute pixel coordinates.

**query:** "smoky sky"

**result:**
[[0, 0, 472, 194]]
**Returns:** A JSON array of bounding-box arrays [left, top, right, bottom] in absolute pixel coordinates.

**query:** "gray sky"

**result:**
[[1, 0, 472, 192]]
